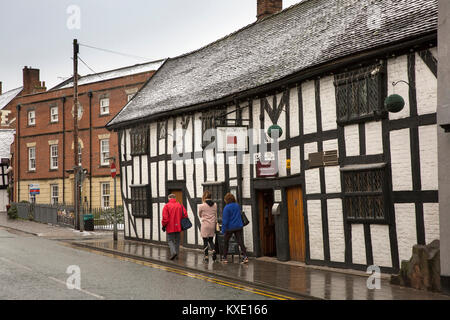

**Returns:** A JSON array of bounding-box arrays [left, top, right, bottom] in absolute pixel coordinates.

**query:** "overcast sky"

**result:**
[[0, 0, 300, 92]]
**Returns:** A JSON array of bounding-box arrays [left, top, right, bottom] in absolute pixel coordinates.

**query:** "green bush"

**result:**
[[7, 204, 18, 220]]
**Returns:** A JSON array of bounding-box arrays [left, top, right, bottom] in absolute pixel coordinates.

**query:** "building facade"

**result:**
[[13, 60, 164, 208], [437, 0, 450, 294], [108, 0, 439, 274]]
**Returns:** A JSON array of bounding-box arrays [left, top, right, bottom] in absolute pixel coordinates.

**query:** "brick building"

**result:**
[[12, 60, 164, 208]]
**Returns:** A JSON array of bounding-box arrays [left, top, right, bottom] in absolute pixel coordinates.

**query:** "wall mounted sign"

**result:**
[[286, 159, 291, 170], [308, 150, 339, 168], [217, 127, 248, 152], [256, 160, 278, 178], [29, 184, 40, 195], [274, 189, 282, 202]]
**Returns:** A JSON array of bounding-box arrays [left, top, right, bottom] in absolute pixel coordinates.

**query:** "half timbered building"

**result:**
[[107, 0, 439, 273]]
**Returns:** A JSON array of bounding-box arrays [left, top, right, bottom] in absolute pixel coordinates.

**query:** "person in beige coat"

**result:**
[[198, 191, 218, 262]]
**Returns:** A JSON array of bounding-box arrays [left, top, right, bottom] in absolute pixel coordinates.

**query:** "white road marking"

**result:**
[[0, 257, 33, 271], [48, 276, 105, 300]]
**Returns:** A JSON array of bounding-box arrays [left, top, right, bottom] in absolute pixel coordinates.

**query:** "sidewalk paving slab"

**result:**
[[69, 238, 450, 301]]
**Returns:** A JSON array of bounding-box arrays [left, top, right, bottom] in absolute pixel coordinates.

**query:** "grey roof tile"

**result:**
[[108, 0, 438, 127]]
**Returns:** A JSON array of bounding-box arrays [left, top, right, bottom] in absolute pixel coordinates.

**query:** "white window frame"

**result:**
[[28, 147, 36, 171], [28, 110, 36, 126], [100, 98, 110, 115], [100, 139, 110, 166], [50, 144, 58, 170], [51, 184, 59, 205], [101, 182, 110, 209], [127, 93, 134, 102], [50, 106, 58, 123]]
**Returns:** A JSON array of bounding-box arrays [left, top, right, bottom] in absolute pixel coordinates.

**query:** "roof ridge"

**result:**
[[0, 86, 23, 97], [171, 0, 310, 61], [78, 58, 167, 79]]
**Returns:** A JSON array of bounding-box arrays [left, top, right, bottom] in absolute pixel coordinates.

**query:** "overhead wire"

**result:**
[[78, 43, 151, 61]]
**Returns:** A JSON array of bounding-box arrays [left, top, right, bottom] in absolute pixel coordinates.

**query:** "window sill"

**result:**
[[27, 124, 36, 128], [27, 170, 36, 173], [49, 169, 58, 172], [336, 111, 387, 126], [99, 113, 110, 118]]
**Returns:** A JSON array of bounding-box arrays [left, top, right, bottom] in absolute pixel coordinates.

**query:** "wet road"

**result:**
[[0, 227, 283, 300]]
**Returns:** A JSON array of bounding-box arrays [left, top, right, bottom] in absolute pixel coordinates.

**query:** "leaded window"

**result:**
[[335, 63, 385, 124], [342, 164, 388, 222], [201, 109, 226, 149], [130, 185, 151, 218], [130, 126, 149, 156]]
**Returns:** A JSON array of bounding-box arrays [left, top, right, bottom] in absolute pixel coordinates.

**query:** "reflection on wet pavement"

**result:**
[[73, 239, 450, 300]]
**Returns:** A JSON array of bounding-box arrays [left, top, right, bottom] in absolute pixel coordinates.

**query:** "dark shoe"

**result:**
[[221, 256, 228, 264], [240, 256, 249, 264], [170, 253, 177, 260], [212, 251, 217, 262]]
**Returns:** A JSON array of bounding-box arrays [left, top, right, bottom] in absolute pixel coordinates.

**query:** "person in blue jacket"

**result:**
[[221, 193, 248, 264]]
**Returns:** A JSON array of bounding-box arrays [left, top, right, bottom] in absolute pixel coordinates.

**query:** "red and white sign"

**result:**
[[217, 127, 248, 152], [110, 162, 117, 178]]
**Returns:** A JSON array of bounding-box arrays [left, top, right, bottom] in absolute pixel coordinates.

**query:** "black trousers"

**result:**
[[202, 237, 215, 256], [223, 229, 247, 258]]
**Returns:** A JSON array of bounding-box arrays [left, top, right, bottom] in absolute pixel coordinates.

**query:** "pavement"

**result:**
[[1, 211, 450, 300], [0, 211, 115, 241]]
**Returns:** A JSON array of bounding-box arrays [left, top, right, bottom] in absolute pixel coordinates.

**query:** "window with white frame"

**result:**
[[28, 110, 36, 126], [28, 147, 36, 171], [101, 182, 110, 208], [100, 139, 109, 166], [127, 93, 134, 102], [50, 144, 58, 169], [100, 98, 110, 115], [51, 184, 59, 205], [50, 106, 58, 123]]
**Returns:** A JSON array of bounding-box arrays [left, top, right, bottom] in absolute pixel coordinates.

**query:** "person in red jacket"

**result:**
[[162, 194, 188, 260]]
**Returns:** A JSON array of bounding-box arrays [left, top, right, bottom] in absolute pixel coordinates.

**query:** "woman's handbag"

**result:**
[[181, 217, 192, 231], [241, 211, 250, 227]]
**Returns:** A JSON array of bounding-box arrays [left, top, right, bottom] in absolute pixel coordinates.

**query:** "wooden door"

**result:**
[[170, 190, 184, 245], [287, 186, 306, 262], [258, 190, 276, 257]]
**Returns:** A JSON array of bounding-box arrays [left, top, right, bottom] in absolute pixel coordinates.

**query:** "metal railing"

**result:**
[[81, 204, 124, 231], [11, 202, 124, 231]]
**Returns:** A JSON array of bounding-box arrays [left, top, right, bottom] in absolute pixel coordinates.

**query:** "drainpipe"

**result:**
[[88, 91, 93, 210], [16, 104, 21, 202], [62, 96, 66, 204]]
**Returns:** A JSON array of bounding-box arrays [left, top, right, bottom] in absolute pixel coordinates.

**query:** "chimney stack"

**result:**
[[257, 0, 283, 21], [22, 67, 46, 95]]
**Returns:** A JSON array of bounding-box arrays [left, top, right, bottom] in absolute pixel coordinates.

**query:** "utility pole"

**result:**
[[73, 39, 83, 232]]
